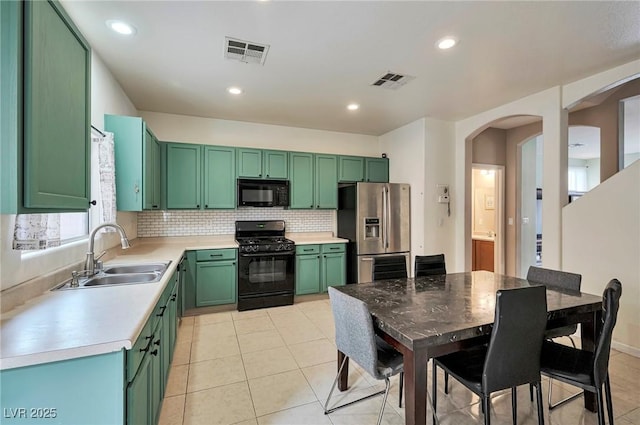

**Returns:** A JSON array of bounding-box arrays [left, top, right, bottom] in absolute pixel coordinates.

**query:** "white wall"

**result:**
[[0, 52, 138, 291], [379, 117, 456, 274], [379, 119, 426, 274], [563, 161, 640, 355], [140, 111, 379, 156]]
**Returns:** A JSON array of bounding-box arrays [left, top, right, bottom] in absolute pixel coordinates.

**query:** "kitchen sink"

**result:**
[[53, 261, 171, 290], [83, 273, 160, 286], [103, 263, 169, 275]]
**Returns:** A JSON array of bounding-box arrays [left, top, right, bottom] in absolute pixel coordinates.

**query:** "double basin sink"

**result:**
[[53, 262, 171, 290]]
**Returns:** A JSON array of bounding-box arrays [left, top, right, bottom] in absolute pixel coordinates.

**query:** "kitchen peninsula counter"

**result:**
[[0, 233, 346, 370]]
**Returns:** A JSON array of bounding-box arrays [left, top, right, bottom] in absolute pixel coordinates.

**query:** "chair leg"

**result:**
[[529, 383, 533, 402], [596, 387, 606, 425], [548, 377, 582, 410], [482, 396, 491, 425], [604, 376, 615, 425], [324, 355, 348, 414], [376, 378, 391, 425], [399, 371, 404, 408], [511, 387, 517, 425], [535, 382, 545, 425], [444, 371, 449, 394]]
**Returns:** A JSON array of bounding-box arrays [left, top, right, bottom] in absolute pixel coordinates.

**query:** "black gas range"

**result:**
[[235, 220, 295, 311]]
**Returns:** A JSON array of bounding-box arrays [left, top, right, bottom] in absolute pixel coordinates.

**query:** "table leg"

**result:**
[[337, 350, 349, 391], [581, 309, 602, 412], [399, 345, 428, 425]]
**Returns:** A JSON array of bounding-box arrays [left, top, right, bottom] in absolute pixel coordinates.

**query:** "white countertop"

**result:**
[[0, 233, 346, 370]]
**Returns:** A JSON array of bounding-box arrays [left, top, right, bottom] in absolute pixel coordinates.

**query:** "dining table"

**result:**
[[333, 270, 604, 425]]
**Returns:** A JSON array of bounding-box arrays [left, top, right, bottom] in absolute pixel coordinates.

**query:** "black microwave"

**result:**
[[237, 179, 290, 207]]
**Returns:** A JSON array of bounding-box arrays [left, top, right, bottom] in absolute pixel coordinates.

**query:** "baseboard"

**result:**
[[612, 340, 640, 358]]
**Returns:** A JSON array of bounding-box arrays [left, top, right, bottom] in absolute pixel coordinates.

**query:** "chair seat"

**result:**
[[434, 345, 488, 395], [545, 324, 578, 340], [540, 340, 595, 388]]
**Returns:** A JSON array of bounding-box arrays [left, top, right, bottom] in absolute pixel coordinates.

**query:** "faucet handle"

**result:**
[[95, 251, 107, 261]]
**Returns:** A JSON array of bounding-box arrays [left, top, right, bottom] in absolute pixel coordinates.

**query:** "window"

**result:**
[[59, 212, 89, 242]]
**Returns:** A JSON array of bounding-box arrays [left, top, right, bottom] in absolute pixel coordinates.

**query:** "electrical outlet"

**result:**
[[437, 184, 449, 203]]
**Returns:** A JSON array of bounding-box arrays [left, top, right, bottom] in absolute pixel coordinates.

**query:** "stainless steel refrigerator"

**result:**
[[337, 182, 411, 283]]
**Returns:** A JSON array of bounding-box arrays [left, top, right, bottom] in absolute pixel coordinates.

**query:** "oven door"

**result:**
[[237, 252, 294, 297]]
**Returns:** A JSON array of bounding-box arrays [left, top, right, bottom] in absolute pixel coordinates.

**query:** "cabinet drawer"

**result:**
[[196, 249, 237, 262], [127, 318, 154, 382], [321, 243, 345, 254], [296, 245, 320, 255]]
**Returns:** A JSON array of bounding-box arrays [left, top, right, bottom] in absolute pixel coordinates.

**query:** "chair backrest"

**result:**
[[415, 254, 446, 277], [328, 287, 380, 378], [483, 285, 548, 393], [526, 266, 581, 292], [372, 256, 407, 281], [593, 279, 622, 385]]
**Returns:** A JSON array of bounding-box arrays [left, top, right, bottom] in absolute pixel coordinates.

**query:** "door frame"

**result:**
[[471, 163, 505, 274]]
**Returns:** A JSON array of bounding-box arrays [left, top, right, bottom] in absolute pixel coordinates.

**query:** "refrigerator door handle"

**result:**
[[382, 187, 387, 250], [385, 186, 391, 249]]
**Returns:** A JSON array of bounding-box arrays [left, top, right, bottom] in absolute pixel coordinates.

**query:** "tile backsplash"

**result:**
[[137, 209, 335, 237]]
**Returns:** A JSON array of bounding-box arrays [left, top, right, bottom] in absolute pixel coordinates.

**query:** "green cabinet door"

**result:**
[[237, 148, 263, 178], [196, 260, 237, 306], [149, 322, 162, 425], [22, 0, 91, 210], [168, 280, 179, 363], [263, 150, 288, 179], [143, 129, 161, 210], [322, 252, 346, 291], [338, 156, 365, 182], [203, 146, 236, 209], [289, 152, 314, 209], [166, 143, 201, 209], [315, 154, 338, 209], [296, 254, 321, 295], [127, 351, 151, 425], [365, 158, 389, 183]]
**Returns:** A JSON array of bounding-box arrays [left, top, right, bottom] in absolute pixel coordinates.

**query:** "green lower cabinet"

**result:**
[[195, 250, 237, 307], [0, 351, 125, 425], [295, 244, 345, 294], [295, 252, 321, 295], [127, 352, 152, 425]]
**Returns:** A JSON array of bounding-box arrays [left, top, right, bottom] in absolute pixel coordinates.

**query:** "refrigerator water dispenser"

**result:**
[[364, 218, 380, 239]]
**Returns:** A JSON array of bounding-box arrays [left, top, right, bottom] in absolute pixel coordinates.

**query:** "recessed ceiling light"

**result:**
[[227, 87, 243, 95], [106, 20, 136, 36], [347, 103, 360, 111], [436, 36, 457, 50]]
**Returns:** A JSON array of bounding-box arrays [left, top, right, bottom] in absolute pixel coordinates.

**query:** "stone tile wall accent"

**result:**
[[137, 209, 334, 237]]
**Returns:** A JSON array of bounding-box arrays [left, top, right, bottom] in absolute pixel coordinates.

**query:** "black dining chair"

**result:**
[[527, 265, 582, 408], [325, 287, 404, 424], [372, 255, 408, 281], [414, 254, 446, 277], [432, 285, 548, 425], [540, 279, 622, 425]]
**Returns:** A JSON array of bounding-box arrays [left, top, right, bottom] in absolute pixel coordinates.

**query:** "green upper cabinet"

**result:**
[[203, 146, 236, 209], [263, 150, 288, 179], [105, 115, 161, 211], [365, 157, 389, 182], [315, 154, 338, 209], [338, 156, 365, 182], [237, 148, 288, 179], [144, 129, 162, 210], [1, 0, 91, 213], [236, 148, 262, 178], [289, 152, 314, 209], [166, 143, 201, 209]]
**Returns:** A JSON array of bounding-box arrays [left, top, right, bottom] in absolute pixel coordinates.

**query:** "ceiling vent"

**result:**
[[371, 72, 415, 90], [225, 37, 270, 65]]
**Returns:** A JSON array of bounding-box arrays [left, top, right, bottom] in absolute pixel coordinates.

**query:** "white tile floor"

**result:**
[[159, 297, 640, 425]]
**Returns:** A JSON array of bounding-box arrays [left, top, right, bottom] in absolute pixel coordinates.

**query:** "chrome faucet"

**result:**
[[84, 223, 131, 275]]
